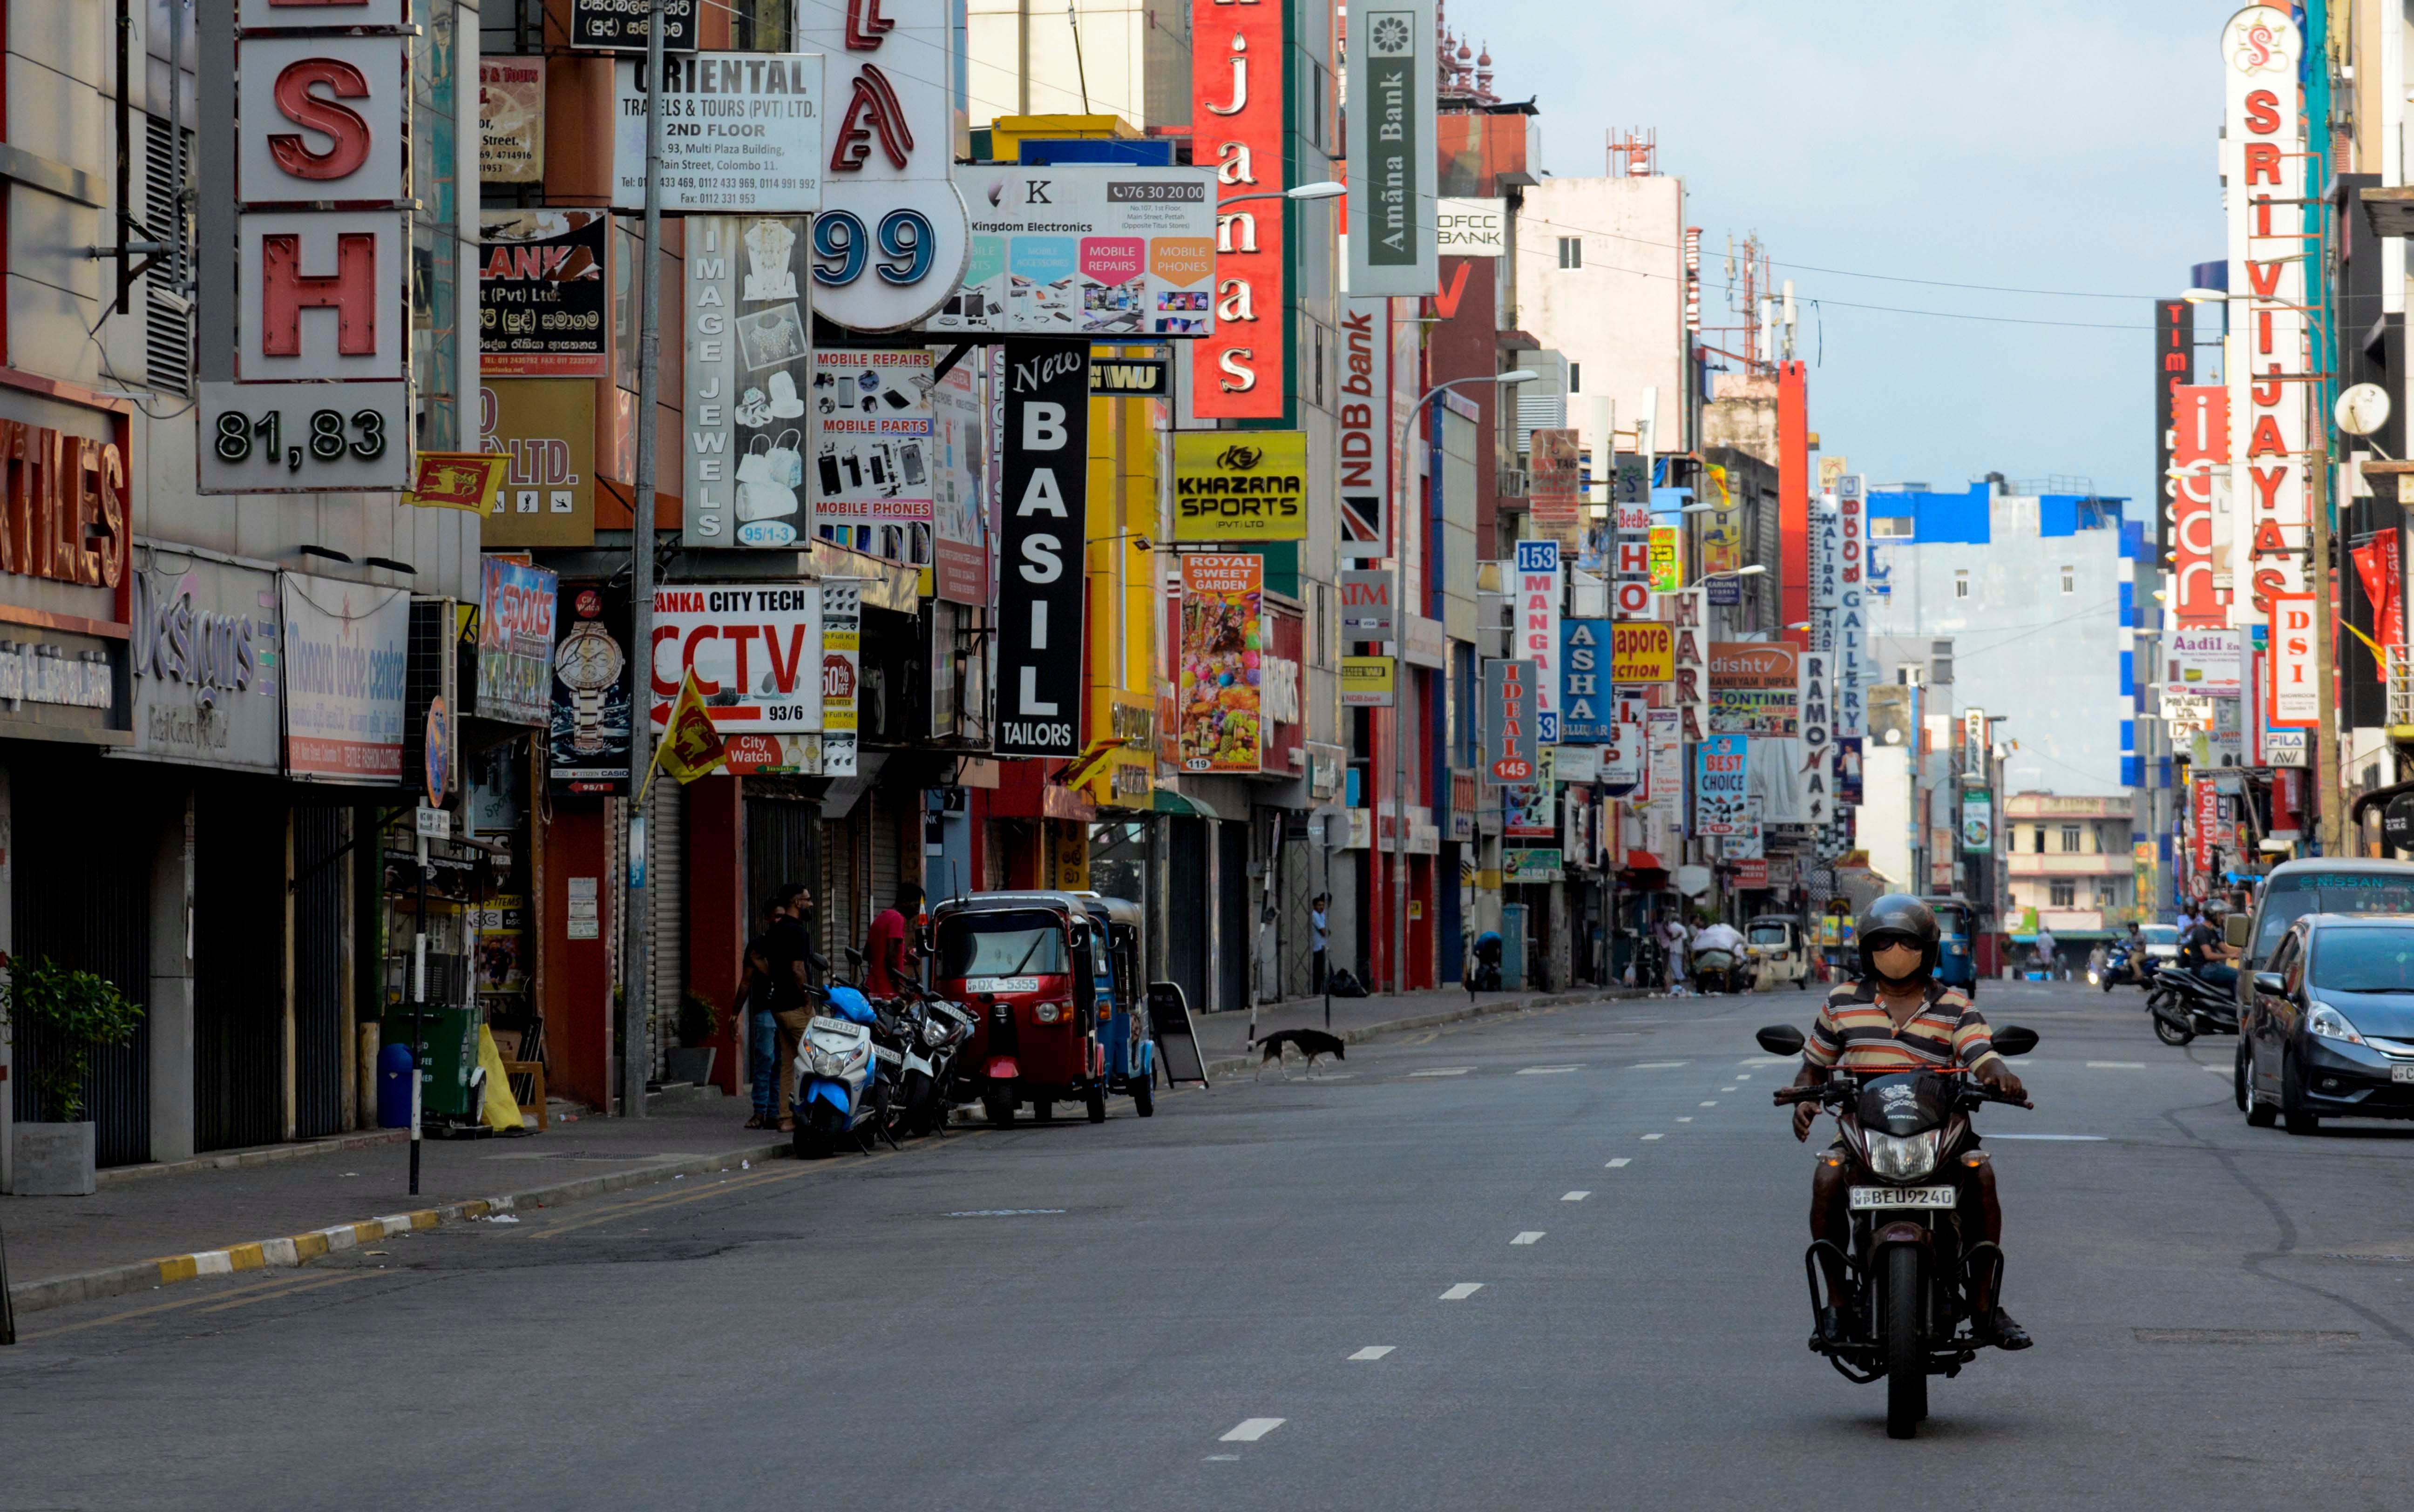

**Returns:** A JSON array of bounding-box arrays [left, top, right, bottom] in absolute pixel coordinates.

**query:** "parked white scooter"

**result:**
[[792, 981, 887, 1159]]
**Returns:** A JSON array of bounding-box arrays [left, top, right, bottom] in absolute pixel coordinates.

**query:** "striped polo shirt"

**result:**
[[1804, 980, 2000, 1074]]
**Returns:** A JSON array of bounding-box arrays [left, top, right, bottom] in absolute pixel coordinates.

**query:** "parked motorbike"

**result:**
[[890, 975, 974, 1136], [791, 980, 888, 1159], [1758, 1020, 2039, 1441], [1693, 948, 1740, 995], [2147, 965, 2238, 1046]]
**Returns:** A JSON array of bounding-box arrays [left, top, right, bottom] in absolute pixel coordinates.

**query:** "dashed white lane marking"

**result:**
[[1606, 1157, 1633, 1168], [1632, 1061, 1690, 1069], [1518, 1065, 1583, 1075], [2087, 1061, 2148, 1070], [2205, 1066, 2230, 1075], [1206, 1454, 1242, 1462], [1699, 1100, 1719, 1107], [1221, 1419, 1285, 1442], [1411, 1066, 1476, 1077], [1440, 1282, 1485, 1301], [1512, 1231, 1545, 1245], [1349, 1346, 1395, 1361], [1989, 1134, 2109, 1141], [1675, 1116, 1694, 1123], [1640, 1133, 1664, 1141], [1721, 1085, 1738, 1092], [1562, 1191, 1590, 1202], [1734, 1073, 1755, 1081], [1741, 1058, 1790, 1067]]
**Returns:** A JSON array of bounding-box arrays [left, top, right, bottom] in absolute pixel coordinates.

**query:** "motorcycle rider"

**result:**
[[1784, 894, 2033, 1350], [2177, 899, 2238, 993]]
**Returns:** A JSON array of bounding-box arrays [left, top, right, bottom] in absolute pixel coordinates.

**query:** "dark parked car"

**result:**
[[2238, 912, 2414, 1134]]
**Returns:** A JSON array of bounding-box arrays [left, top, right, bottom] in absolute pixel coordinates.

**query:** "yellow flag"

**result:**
[[649, 670, 728, 795]]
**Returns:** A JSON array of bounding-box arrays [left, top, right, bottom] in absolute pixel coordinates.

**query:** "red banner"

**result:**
[[1189, 0, 1287, 418], [2350, 533, 2403, 680]]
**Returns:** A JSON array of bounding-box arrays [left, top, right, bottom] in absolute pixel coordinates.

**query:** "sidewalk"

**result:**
[[2, 985, 1642, 1317]]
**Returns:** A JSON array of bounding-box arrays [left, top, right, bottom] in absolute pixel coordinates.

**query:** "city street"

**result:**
[[6, 981, 2411, 1508]]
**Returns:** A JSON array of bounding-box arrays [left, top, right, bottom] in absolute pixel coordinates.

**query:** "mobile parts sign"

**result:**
[[1172, 431, 1308, 540]]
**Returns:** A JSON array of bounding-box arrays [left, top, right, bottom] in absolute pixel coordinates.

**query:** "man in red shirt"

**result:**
[[863, 884, 921, 997]]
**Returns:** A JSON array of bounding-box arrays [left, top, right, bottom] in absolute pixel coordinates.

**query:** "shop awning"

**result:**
[[1153, 788, 1225, 820], [1618, 849, 1669, 873]]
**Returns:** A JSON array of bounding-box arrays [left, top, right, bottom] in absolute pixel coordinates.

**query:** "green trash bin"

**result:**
[[389, 1005, 481, 1120]]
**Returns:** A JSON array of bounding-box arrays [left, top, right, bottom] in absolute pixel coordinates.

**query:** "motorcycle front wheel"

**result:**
[[1884, 1246, 1926, 1440], [2150, 996, 2195, 1046]]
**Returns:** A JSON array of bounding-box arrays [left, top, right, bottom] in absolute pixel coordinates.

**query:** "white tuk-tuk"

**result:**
[[1746, 914, 1811, 991]]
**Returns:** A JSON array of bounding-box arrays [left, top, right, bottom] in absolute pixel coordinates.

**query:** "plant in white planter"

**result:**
[[3, 955, 146, 1195], [664, 988, 725, 1088]]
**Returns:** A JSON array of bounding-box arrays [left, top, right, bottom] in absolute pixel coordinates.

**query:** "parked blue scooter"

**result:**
[[792, 980, 893, 1159]]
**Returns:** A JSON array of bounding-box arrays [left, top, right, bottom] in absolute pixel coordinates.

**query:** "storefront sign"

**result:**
[[2169, 625, 2241, 695], [549, 583, 631, 793], [477, 557, 558, 728], [203, 14, 414, 493], [683, 216, 812, 547], [0, 394, 130, 598], [1172, 430, 1309, 540], [1648, 525, 1682, 593], [127, 545, 280, 771], [1610, 620, 1672, 683], [644, 581, 822, 743], [1339, 297, 1390, 548], [281, 574, 409, 784], [1434, 197, 1506, 256], [1960, 789, 1993, 852], [1559, 618, 1609, 742], [2263, 727, 2308, 766], [1695, 733, 1749, 836], [797, 0, 969, 333], [2171, 384, 2229, 627], [1710, 641, 1800, 737], [2268, 591, 2317, 726], [820, 579, 861, 776], [1339, 568, 1395, 639], [479, 209, 607, 377], [813, 348, 934, 526], [1502, 848, 1563, 883], [1341, 654, 1395, 707], [930, 356, 990, 605], [1483, 657, 1539, 783], [1347, 0, 1438, 295], [1528, 432, 1582, 552], [1515, 540, 1562, 741], [1189, 0, 1287, 416], [612, 53, 825, 213], [935, 165, 1217, 337], [477, 379, 596, 547], [570, 0, 696, 52], [2224, 7, 2307, 623], [1600, 694, 1646, 797], [1178, 553, 1265, 771], [995, 340, 1090, 758], [479, 58, 545, 183], [1668, 587, 1710, 742], [1091, 359, 1171, 396]]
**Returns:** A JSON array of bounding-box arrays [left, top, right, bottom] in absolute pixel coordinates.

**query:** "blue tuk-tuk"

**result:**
[[1073, 893, 1157, 1116], [1923, 894, 1980, 994]]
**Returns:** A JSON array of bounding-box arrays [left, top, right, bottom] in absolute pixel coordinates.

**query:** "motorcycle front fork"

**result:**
[[1802, 1238, 2007, 1339]]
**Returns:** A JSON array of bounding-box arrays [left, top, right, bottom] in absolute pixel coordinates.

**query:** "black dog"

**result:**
[[1255, 1028, 1347, 1073]]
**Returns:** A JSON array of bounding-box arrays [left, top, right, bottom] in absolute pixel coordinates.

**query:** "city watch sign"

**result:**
[[1172, 430, 1308, 541]]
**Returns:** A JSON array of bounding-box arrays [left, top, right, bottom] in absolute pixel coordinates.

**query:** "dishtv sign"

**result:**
[[201, 0, 417, 494], [1190, 0, 1288, 418]]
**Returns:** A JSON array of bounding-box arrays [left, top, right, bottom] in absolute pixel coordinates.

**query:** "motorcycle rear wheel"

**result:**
[[2150, 996, 2195, 1046], [1884, 1246, 1926, 1440]]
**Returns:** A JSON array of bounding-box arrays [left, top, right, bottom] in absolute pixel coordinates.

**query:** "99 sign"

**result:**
[[812, 209, 934, 288], [214, 407, 389, 471]]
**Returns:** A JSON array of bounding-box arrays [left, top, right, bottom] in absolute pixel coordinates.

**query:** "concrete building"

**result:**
[[2004, 792, 2136, 937]]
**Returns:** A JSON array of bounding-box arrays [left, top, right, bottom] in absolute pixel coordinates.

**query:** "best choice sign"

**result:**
[[1172, 431, 1309, 540]]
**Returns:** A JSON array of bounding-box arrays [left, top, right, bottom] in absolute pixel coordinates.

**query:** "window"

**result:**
[[2061, 566, 2075, 594], [2033, 827, 2046, 853], [1558, 236, 1582, 269], [2050, 881, 2077, 908], [2096, 882, 2119, 907], [1569, 362, 1581, 393], [145, 114, 195, 393], [2060, 824, 2082, 852], [1871, 516, 1914, 538], [730, 0, 792, 48], [1954, 570, 1969, 599]]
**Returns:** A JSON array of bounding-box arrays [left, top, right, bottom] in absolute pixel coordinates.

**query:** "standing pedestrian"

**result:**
[[1310, 893, 1330, 995], [864, 884, 920, 998], [740, 900, 782, 1130], [765, 884, 821, 1132], [2033, 923, 2058, 979], [1661, 912, 1692, 994]]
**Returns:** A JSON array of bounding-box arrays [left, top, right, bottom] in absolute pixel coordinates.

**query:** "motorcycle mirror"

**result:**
[[1990, 1026, 2039, 1057], [2253, 971, 2285, 995], [1755, 1025, 1806, 1057]]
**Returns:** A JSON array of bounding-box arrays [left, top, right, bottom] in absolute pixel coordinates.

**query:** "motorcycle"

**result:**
[[2147, 965, 2238, 1046], [1758, 1020, 2040, 1441], [2093, 944, 2133, 991], [791, 979, 891, 1159], [1693, 948, 1741, 995], [891, 975, 975, 1136]]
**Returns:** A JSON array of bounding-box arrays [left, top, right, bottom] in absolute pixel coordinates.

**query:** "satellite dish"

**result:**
[[2337, 382, 2393, 438]]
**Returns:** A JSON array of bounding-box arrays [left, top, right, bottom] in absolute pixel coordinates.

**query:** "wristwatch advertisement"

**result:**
[[549, 580, 632, 795]]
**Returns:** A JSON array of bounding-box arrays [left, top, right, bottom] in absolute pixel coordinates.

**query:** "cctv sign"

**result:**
[[202, 0, 415, 492]]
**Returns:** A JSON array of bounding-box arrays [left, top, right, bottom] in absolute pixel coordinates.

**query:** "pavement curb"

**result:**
[[93, 1129, 412, 1188], [1201, 988, 1630, 1079], [6, 1138, 793, 1318]]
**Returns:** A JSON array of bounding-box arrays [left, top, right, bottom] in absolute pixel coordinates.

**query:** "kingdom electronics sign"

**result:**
[[1189, 0, 1287, 417], [200, 0, 417, 494], [2224, 6, 2307, 624]]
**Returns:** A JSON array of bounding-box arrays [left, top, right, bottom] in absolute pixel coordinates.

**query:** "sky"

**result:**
[[1458, 0, 2224, 509]]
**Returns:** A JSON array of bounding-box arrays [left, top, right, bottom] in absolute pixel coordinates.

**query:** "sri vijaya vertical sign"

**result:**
[[2222, 6, 2307, 626]]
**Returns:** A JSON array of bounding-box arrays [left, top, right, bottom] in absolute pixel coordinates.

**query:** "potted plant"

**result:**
[[665, 988, 725, 1087], [2, 955, 145, 1195]]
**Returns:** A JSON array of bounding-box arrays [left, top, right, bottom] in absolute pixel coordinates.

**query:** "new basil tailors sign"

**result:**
[[995, 342, 1090, 758]]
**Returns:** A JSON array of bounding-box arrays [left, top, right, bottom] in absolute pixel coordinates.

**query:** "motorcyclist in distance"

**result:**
[[1783, 894, 2033, 1350]]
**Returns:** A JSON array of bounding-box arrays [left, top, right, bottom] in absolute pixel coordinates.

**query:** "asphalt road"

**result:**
[[7, 979, 2414, 1509]]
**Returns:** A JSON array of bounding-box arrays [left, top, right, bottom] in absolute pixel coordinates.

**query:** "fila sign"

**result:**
[[203, 0, 415, 492]]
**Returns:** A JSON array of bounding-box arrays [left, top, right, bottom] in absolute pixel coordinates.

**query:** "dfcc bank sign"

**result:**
[[200, 0, 415, 493]]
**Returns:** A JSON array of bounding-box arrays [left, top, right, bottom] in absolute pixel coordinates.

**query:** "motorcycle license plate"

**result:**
[[2392, 1065, 2414, 1083], [808, 1016, 857, 1037], [1849, 1186, 1957, 1210]]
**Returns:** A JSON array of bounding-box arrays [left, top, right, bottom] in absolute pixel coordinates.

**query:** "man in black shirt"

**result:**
[[762, 884, 822, 1130], [2178, 901, 2238, 991]]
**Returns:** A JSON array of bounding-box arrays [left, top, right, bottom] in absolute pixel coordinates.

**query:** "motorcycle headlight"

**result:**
[[811, 1049, 847, 1077], [920, 1019, 944, 1047], [2309, 1002, 2368, 1047], [1033, 1000, 1064, 1024], [1864, 1129, 1939, 1181]]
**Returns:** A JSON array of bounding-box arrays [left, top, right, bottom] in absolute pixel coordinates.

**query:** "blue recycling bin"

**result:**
[[377, 1041, 416, 1128]]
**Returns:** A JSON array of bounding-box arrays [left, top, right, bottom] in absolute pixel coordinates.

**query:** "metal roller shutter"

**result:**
[[648, 782, 684, 1080]]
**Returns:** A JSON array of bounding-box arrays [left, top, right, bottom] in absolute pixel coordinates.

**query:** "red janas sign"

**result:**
[[1191, 0, 1288, 418]]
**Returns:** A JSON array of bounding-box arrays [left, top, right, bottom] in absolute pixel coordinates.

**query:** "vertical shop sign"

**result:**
[[552, 581, 632, 793], [1515, 540, 1562, 741], [1346, 0, 1437, 295], [479, 209, 607, 377], [1560, 619, 1609, 742], [1799, 650, 1833, 824], [479, 58, 545, 184], [1338, 297, 1391, 548], [1190, 0, 1288, 417], [477, 557, 559, 727], [1834, 476, 1867, 739], [1600, 693, 1646, 797], [684, 216, 818, 547], [2154, 296, 2190, 563], [930, 355, 990, 605], [1668, 587, 1710, 743], [795, 0, 969, 332], [1178, 554, 1266, 772], [812, 348, 935, 532], [994, 341, 1091, 757], [1483, 658, 1539, 783], [2224, 7, 2306, 623], [1527, 430, 1583, 551], [2171, 384, 2230, 627], [1642, 706, 1683, 858], [820, 579, 861, 776], [2267, 591, 2318, 726], [1695, 734, 1749, 836]]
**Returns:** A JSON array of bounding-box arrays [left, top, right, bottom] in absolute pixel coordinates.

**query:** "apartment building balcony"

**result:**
[[2007, 851, 2129, 878]]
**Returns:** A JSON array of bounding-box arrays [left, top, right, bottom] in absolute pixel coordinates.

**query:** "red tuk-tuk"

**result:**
[[932, 891, 1113, 1125]]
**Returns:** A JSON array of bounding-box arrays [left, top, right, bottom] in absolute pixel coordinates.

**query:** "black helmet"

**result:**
[[1857, 894, 1941, 983]]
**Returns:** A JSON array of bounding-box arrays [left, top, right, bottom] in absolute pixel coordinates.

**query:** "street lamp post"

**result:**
[[1386, 370, 1537, 995]]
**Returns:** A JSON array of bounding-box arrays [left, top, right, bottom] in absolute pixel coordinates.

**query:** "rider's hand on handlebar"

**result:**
[[1976, 1058, 2026, 1102], [1791, 1099, 1819, 1141]]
